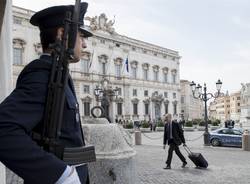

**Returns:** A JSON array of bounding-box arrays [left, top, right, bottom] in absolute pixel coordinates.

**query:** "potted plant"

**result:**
[[123, 121, 134, 133], [156, 120, 165, 131], [210, 119, 220, 130], [140, 120, 151, 132], [197, 121, 206, 131], [184, 121, 194, 131]]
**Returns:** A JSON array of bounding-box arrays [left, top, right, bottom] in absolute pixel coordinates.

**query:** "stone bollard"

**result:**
[[242, 130, 250, 151], [82, 118, 136, 184], [134, 130, 142, 145]]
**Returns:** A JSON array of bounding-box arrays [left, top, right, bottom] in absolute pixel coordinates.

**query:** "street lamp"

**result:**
[[190, 79, 222, 146], [94, 78, 119, 123]]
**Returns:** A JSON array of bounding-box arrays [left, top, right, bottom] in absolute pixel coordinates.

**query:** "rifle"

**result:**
[[33, 0, 96, 164]]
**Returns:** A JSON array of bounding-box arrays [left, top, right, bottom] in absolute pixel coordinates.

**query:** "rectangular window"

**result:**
[[101, 63, 106, 75], [153, 71, 159, 81], [13, 48, 22, 65], [173, 93, 176, 99], [133, 103, 138, 115], [131, 67, 137, 79], [83, 85, 90, 94], [237, 97, 240, 100], [143, 69, 148, 80], [164, 73, 168, 83], [181, 96, 185, 103], [115, 64, 121, 77], [173, 104, 177, 115], [133, 89, 137, 96], [145, 103, 149, 115], [164, 92, 168, 98], [165, 104, 169, 114], [238, 103, 240, 106], [144, 90, 148, 97], [117, 103, 122, 115], [84, 102, 90, 116], [81, 59, 89, 73], [172, 74, 176, 84], [117, 88, 122, 96]]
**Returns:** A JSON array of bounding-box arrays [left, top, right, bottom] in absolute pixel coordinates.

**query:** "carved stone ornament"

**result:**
[[85, 13, 116, 34], [162, 67, 169, 74], [143, 98, 151, 104], [142, 63, 150, 70], [98, 55, 108, 63], [82, 96, 92, 103], [153, 65, 159, 72], [131, 98, 139, 104]]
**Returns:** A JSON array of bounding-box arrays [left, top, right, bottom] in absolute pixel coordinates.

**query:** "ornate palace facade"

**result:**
[[12, 6, 181, 123]]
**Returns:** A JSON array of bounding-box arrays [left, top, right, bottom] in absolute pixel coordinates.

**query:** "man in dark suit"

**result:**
[[0, 2, 92, 184], [163, 114, 187, 169]]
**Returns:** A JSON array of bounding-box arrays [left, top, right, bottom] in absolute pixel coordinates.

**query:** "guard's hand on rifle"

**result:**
[[163, 145, 166, 149]]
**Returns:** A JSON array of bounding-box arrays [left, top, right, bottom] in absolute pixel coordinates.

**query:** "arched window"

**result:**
[[98, 54, 108, 75]]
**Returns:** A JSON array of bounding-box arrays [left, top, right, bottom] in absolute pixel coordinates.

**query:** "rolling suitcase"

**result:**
[[184, 145, 208, 168]]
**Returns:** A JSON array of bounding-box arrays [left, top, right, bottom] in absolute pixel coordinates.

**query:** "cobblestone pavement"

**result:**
[[5, 130, 250, 184], [134, 130, 250, 184]]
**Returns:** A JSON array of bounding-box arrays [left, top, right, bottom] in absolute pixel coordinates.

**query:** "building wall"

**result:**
[[180, 80, 203, 120], [12, 6, 181, 123], [240, 83, 250, 128]]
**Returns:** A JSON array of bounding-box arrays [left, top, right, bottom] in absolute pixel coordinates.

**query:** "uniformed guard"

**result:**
[[0, 2, 93, 184]]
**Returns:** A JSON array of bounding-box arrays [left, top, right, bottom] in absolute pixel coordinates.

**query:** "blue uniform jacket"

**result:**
[[0, 55, 88, 184]]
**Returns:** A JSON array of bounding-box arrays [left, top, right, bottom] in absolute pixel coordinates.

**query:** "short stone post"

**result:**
[[134, 130, 141, 145], [242, 130, 250, 151]]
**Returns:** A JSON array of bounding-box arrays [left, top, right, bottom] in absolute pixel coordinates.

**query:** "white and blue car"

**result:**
[[210, 128, 243, 147]]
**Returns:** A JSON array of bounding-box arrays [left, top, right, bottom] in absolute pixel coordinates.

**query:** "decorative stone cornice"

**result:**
[[162, 67, 169, 74], [114, 57, 123, 65], [131, 98, 139, 104], [143, 98, 151, 104], [172, 100, 178, 105], [98, 54, 108, 63], [152, 65, 159, 72], [130, 60, 138, 68], [142, 63, 150, 70], [164, 100, 169, 105], [171, 69, 177, 74], [82, 96, 92, 103], [115, 97, 124, 103]]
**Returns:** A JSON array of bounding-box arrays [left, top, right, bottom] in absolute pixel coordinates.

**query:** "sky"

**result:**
[[12, 0, 250, 94]]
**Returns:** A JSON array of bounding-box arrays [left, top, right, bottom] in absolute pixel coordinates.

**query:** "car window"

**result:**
[[218, 129, 233, 134], [233, 130, 242, 135]]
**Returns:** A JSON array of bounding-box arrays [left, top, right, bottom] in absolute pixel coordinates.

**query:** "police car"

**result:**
[[210, 128, 243, 147]]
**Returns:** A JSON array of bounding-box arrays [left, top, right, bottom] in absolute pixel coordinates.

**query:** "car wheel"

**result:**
[[211, 138, 220, 146]]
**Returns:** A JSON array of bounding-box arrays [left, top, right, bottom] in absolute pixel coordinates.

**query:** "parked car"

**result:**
[[210, 128, 243, 147]]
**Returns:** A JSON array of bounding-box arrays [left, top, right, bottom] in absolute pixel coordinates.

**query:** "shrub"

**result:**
[[123, 122, 133, 129], [212, 119, 220, 126], [185, 121, 193, 127], [199, 121, 205, 126], [192, 119, 202, 125], [157, 120, 164, 127], [141, 121, 150, 128]]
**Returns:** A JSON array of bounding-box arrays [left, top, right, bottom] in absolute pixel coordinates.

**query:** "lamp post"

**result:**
[[94, 78, 119, 123], [190, 79, 222, 146]]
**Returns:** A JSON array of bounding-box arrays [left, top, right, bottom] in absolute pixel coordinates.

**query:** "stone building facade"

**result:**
[[12, 6, 181, 123], [240, 83, 250, 128], [180, 80, 203, 120]]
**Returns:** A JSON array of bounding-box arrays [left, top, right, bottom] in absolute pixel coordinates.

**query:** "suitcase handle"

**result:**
[[183, 145, 192, 155]]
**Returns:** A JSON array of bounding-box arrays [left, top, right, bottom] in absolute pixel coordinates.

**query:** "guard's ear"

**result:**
[[56, 27, 64, 40]]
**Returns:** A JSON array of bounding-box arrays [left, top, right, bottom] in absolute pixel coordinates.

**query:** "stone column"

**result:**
[[0, 0, 12, 183]]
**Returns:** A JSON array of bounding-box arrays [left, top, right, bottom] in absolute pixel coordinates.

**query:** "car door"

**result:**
[[231, 130, 242, 147]]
